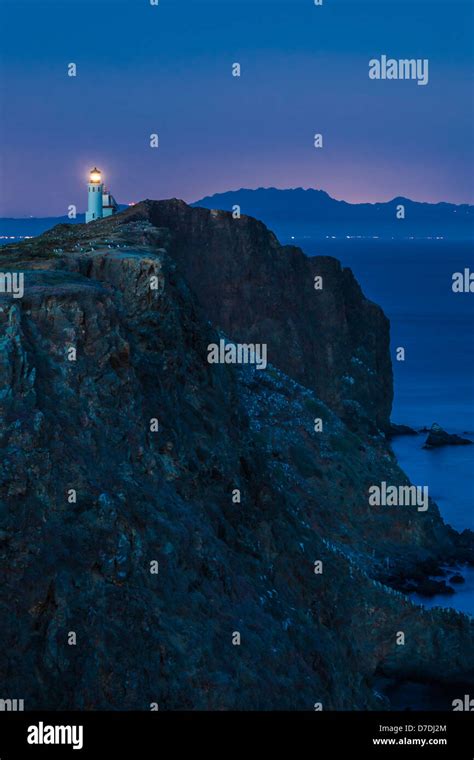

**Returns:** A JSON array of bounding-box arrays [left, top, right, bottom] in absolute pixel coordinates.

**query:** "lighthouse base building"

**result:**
[[85, 167, 118, 223]]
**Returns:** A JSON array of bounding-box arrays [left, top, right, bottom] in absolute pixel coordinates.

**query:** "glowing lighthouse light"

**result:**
[[89, 168, 102, 184], [85, 166, 118, 223]]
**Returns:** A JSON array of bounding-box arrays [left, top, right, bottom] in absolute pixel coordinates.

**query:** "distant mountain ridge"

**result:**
[[192, 188, 474, 240], [2, 191, 473, 241]]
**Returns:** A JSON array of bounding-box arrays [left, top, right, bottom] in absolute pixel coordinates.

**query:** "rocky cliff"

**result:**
[[115, 200, 393, 432], [0, 202, 472, 710]]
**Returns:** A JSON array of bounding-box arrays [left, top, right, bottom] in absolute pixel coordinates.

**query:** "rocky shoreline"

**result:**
[[387, 423, 473, 603], [389, 421, 473, 448]]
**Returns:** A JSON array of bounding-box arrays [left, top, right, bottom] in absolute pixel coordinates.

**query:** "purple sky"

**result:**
[[1, 0, 473, 216]]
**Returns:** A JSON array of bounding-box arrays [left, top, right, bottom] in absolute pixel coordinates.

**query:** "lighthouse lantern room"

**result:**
[[85, 167, 118, 223]]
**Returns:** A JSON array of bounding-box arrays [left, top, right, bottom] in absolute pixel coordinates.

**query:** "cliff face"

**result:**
[[117, 200, 393, 432], [0, 205, 472, 710]]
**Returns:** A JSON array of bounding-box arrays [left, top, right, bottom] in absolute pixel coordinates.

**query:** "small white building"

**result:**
[[85, 167, 118, 223]]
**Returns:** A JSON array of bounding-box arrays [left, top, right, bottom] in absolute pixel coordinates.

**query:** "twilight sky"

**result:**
[[0, 0, 473, 216]]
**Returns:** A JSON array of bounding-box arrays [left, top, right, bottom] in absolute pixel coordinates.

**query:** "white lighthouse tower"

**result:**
[[85, 167, 118, 223]]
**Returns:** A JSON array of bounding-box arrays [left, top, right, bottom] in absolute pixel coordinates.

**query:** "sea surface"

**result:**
[[283, 235, 474, 616]]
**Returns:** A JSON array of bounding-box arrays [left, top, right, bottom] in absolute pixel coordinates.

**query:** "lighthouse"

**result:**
[[85, 167, 118, 223]]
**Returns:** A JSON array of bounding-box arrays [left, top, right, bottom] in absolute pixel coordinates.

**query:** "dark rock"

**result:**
[[384, 559, 454, 597], [450, 574, 465, 584], [0, 203, 473, 711], [415, 579, 455, 597], [423, 423, 473, 449], [387, 423, 418, 439], [114, 200, 394, 433], [390, 575, 455, 597]]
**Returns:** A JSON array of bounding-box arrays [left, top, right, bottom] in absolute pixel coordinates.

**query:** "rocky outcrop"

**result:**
[[387, 423, 418, 438], [423, 423, 473, 448], [0, 205, 472, 710], [104, 200, 394, 432]]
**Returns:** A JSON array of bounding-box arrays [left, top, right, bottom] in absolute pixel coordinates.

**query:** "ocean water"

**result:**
[[284, 238, 474, 428], [284, 236, 474, 615]]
